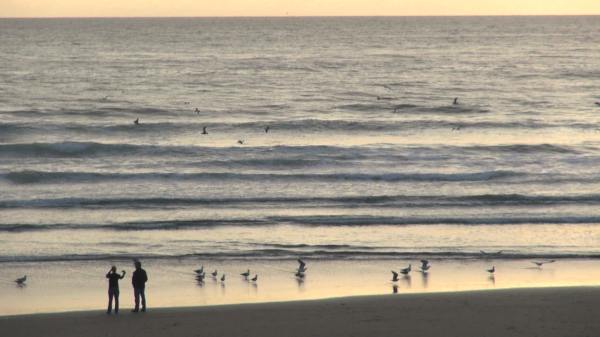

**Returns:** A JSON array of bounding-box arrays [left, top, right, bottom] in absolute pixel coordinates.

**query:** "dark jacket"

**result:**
[[106, 272, 124, 289], [132, 268, 148, 289]]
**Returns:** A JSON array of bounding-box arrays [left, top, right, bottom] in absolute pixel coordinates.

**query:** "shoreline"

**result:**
[[2, 286, 600, 337], [2, 258, 600, 316], [0, 284, 595, 318], [0, 283, 595, 318]]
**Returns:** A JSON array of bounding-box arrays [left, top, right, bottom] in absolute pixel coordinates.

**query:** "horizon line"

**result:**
[[2, 14, 600, 19]]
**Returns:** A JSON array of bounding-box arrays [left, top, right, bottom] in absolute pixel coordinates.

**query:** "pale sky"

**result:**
[[2, 0, 600, 18]]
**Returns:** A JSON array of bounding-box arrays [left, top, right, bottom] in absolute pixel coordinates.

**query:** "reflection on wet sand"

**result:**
[[4, 259, 600, 316], [402, 275, 412, 289], [421, 272, 429, 289], [296, 276, 305, 292]]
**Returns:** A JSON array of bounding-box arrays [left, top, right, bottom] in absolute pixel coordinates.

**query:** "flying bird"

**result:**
[[391, 271, 399, 282], [297, 259, 307, 273], [480, 250, 503, 256], [532, 260, 556, 268]]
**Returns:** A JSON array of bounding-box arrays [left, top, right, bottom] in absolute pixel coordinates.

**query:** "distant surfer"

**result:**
[[133, 118, 139, 125], [202, 126, 208, 135], [453, 97, 459, 105]]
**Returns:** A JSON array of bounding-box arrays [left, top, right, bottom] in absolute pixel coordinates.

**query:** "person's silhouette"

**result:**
[[131, 260, 148, 312], [106, 266, 126, 314]]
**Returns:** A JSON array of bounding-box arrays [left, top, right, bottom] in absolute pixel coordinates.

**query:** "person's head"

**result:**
[[110, 266, 117, 273], [134, 260, 142, 270]]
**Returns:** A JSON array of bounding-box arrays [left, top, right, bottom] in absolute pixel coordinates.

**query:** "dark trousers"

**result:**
[[107, 288, 120, 313], [134, 287, 146, 311]]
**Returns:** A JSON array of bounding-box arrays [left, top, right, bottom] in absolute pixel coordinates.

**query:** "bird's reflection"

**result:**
[[421, 272, 429, 289], [392, 284, 398, 294], [488, 275, 496, 286], [295, 276, 305, 292], [402, 275, 412, 288]]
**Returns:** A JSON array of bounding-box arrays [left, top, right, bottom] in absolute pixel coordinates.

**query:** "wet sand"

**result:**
[[3, 258, 600, 316], [1, 287, 599, 337]]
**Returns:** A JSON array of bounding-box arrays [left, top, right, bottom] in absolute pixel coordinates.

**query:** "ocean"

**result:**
[[1, 16, 600, 314]]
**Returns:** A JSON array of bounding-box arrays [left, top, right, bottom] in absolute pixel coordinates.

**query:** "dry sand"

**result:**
[[1, 287, 599, 337]]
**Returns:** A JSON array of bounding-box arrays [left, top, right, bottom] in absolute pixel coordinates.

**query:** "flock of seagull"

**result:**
[[133, 107, 272, 146], [192, 259, 307, 285], [8, 257, 558, 289], [391, 257, 557, 282]]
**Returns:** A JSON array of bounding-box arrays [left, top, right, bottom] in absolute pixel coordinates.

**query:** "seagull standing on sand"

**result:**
[[391, 271, 399, 282], [453, 97, 459, 105], [202, 126, 208, 135], [400, 264, 411, 275], [211, 270, 218, 278], [237, 140, 245, 145], [420, 260, 431, 273], [251, 275, 258, 282], [265, 126, 270, 133], [241, 269, 250, 279], [487, 266, 495, 274], [15, 275, 27, 285], [220, 274, 226, 283], [133, 118, 139, 125], [194, 266, 204, 274]]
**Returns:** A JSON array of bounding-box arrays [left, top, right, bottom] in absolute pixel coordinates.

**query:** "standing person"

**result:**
[[131, 260, 148, 312], [106, 266, 126, 314]]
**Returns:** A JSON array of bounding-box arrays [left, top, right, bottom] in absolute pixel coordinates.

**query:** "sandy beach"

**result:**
[[2, 286, 599, 337]]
